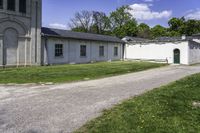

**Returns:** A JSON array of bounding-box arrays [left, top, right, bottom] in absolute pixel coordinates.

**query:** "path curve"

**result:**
[[0, 65, 200, 133]]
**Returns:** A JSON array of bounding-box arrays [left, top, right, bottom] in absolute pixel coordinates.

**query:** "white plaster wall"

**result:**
[[43, 37, 122, 65], [125, 41, 189, 64], [188, 41, 200, 64]]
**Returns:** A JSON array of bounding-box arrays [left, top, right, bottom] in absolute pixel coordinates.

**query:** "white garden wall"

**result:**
[[125, 41, 189, 65]]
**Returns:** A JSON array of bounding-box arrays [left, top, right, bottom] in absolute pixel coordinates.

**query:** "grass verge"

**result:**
[[76, 73, 200, 133], [0, 61, 166, 84]]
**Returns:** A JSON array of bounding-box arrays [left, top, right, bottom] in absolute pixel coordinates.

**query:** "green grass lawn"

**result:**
[[0, 61, 166, 84], [76, 73, 200, 133]]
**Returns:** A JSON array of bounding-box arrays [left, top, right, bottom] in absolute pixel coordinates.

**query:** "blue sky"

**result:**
[[42, 0, 200, 29]]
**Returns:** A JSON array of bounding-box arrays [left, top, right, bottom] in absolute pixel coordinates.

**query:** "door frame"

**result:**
[[173, 49, 180, 64]]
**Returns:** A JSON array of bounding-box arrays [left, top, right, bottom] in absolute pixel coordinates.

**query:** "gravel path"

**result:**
[[0, 65, 200, 133]]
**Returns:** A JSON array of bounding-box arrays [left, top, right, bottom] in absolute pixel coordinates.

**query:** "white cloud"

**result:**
[[48, 23, 67, 29], [129, 3, 172, 20], [185, 9, 200, 20]]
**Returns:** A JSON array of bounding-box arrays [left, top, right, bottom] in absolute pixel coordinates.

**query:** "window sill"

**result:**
[[55, 56, 64, 59], [0, 10, 30, 17], [80, 56, 87, 58]]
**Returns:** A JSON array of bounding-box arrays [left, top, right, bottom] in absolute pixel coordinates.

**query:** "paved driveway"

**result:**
[[0, 65, 200, 133]]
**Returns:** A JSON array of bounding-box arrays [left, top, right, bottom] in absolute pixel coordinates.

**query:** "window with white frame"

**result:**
[[55, 44, 63, 57], [99, 46, 104, 57], [80, 45, 87, 57], [7, 0, 15, 11], [114, 47, 118, 56]]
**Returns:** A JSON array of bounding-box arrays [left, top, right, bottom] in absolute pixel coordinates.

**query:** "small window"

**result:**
[[19, 0, 26, 13], [80, 45, 87, 57], [0, 0, 3, 9], [55, 44, 63, 57], [99, 46, 104, 57], [7, 0, 15, 11], [114, 47, 118, 56]]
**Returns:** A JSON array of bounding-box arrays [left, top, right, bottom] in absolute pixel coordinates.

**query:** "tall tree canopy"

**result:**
[[151, 25, 167, 39], [91, 11, 110, 34], [109, 6, 132, 29], [137, 23, 151, 39], [69, 10, 94, 33], [109, 6, 138, 38], [68, 5, 200, 39]]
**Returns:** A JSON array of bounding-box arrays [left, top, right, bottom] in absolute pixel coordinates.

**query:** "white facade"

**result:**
[[125, 40, 200, 65], [42, 37, 123, 65]]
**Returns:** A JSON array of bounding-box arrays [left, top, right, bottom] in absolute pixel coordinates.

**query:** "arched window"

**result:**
[[7, 0, 15, 11], [19, 0, 26, 13], [0, 0, 3, 9]]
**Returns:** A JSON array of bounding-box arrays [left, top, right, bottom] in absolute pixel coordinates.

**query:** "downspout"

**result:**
[[44, 35, 49, 65], [122, 42, 126, 61], [188, 41, 191, 65]]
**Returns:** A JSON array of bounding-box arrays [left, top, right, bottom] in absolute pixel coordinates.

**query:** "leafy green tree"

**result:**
[[122, 20, 138, 37], [112, 19, 138, 38], [91, 11, 111, 34], [168, 17, 185, 32], [137, 23, 151, 38], [109, 5, 138, 38], [151, 25, 167, 38], [166, 31, 181, 37], [109, 6, 132, 29], [168, 17, 200, 36], [184, 19, 200, 36], [71, 27, 88, 32]]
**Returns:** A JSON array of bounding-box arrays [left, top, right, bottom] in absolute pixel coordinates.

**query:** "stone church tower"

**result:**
[[0, 0, 42, 66]]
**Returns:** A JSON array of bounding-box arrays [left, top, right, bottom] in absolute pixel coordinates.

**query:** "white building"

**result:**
[[124, 36, 200, 65], [41, 27, 124, 65]]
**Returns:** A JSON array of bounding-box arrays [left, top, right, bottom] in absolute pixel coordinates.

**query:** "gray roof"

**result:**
[[124, 36, 194, 44], [41, 27, 123, 43], [193, 33, 200, 38], [155, 36, 193, 42], [123, 36, 150, 43]]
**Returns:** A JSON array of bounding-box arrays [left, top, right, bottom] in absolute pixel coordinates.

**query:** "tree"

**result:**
[[112, 20, 137, 38], [168, 17, 185, 32], [168, 17, 200, 36], [109, 5, 138, 38], [184, 19, 200, 36], [137, 23, 151, 38], [109, 5, 132, 30], [151, 25, 167, 38], [69, 10, 94, 32], [167, 31, 181, 37], [91, 11, 111, 34]]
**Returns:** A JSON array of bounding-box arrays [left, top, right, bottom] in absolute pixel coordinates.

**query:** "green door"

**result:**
[[174, 49, 180, 64]]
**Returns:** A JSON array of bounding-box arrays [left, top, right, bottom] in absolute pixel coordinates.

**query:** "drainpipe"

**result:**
[[44, 35, 49, 66], [122, 42, 126, 61]]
